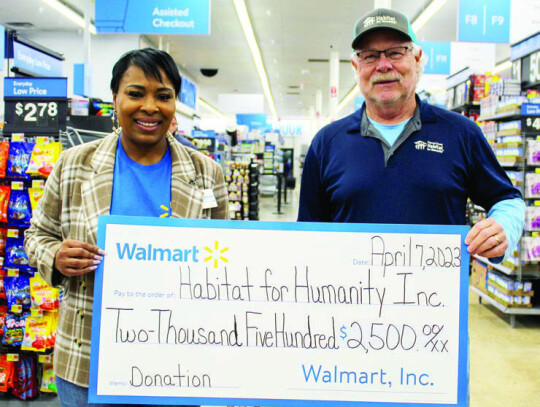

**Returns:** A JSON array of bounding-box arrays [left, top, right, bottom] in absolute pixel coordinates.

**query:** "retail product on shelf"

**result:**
[[224, 161, 259, 220], [465, 32, 540, 326]]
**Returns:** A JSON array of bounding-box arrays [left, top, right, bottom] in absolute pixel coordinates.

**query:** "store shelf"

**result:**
[[471, 286, 540, 328], [451, 103, 480, 113], [477, 110, 522, 122], [473, 255, 516, 276]]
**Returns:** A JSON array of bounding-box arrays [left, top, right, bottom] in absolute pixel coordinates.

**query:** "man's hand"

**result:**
[[54, 239, 105, 277], [465, 218, 507, 258]]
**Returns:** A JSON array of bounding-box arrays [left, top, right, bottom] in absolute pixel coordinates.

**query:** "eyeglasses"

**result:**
[[354, 46, 413, 65]]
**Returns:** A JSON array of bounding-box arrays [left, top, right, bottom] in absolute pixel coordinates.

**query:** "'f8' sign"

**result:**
[[458, 0, 510, 43]]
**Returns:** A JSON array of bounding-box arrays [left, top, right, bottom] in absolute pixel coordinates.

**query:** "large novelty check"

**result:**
[[89, 216, 469, 406]]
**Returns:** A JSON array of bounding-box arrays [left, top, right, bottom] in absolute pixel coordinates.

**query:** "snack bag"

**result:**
[[0, 359, 14, 392], [7, 189, 32, 226], [11, 357, 26, 400], [28, 188, 44, 211], [40, 362, 56, 393], [21, 315, 49, 352], [0, 186, 11, 223], [30, 274, 59, 311], [47, 311, 58, 349], [4, 275, 31, 309], [0, 228, 7, 254], [26, 142, 62, 177], [7, 142, 34, 180], [0, 305, 7, 337], [5, 237, 32, 272], [2, 312, 29, 346], [0, 141, 10, 179]]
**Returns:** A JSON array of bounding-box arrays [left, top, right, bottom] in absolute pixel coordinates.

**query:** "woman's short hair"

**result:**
[[110, 48, 181, 96]]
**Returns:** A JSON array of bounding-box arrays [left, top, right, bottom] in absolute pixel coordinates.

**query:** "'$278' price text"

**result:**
[[15, 101, 58, 122]]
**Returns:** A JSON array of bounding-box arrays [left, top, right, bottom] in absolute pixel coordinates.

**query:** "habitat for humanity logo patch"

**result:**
[[204, 241, 229, 269], [415, 140, 444, 153]]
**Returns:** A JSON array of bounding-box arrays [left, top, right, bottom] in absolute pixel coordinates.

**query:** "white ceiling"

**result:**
[[0, 0, 515, 119]]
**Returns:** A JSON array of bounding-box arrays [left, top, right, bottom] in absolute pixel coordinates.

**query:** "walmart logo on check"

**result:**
[[116, 243, 200, 263]]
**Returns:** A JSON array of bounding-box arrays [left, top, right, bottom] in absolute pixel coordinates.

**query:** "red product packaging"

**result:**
[[0, 142, 10, 179], [0, 186, 11, 223]]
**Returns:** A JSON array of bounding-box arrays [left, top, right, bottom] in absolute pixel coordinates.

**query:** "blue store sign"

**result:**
[[13, 41, 63, 77], [419, 42, 451, 75], [180, 76, 197, 110], [458, 0, 510, 43], [236, 114, 270, 131], [95, 0, 210, 35], [4, 77, 67, 98]]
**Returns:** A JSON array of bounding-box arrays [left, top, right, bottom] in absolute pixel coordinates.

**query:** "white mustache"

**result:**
[[371, 73, 403, 84]]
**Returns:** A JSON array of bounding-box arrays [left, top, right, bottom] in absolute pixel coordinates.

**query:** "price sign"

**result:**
[[523, 116, 540, 134], [3, 77, 67, 133], [521, 50, 540, 88]]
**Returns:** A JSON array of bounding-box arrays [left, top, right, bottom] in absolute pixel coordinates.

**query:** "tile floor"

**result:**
[[4, 193, 539, 406]]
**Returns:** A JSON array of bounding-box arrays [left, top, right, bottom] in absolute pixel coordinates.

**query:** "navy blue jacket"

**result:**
[[298, 98, 521, 225]]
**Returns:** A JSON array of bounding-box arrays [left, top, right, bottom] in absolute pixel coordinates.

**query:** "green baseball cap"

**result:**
[[352, 8, 418, 49]]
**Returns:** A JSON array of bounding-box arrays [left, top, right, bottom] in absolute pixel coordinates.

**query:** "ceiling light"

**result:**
[[233, 0, 278, 121], [411, 0, 449, 33], [493, 60, 512, 74], [40, 0, 97, 34], [198, 98, 226, 119]]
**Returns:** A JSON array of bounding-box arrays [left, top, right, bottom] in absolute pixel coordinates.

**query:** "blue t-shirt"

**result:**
[[110, 140, 172, 217], [368, 116, 411, 146]]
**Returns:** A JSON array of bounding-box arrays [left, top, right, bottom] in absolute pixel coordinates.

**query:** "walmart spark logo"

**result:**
[[160, 205, 172, 218], [203, 241, 229, 269]]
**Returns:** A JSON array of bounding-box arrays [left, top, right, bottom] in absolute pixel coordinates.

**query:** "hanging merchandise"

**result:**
[[3, 275, 31, 310], [0, 186, 11, 223], [0, 357, 15, 393], [40, 362, 56, 393], [6, 142, 35, 180], [28, 188, 44, 211], [30, 274, 59, 311], [0, 141, 10, 178], [5, 237, 33, 272], [0, 305, 6, 335], [7, 188, 32, 227], [2, 312, 29, 346], [26, 142, 63, 177]]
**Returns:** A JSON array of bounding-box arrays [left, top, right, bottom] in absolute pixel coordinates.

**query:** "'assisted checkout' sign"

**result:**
[[95, 0, 210, 34], [90, 216, 470, 407], [458, 0, 510, 43]]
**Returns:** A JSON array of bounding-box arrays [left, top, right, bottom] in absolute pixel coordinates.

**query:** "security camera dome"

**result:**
[[200, 68, 218, 77]]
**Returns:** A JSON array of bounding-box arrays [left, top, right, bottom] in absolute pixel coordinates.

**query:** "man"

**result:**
[[169, 114, 198, 150], [298, 8, 524, 261]]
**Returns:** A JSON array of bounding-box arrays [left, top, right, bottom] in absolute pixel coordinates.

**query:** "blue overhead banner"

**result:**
[[4, 77, 68, 98], [236, 114, 270, 131], [180, 76, 197, 110], [73, 63, 93, 97], [13, 41, 63, 77], [95, 0, 211, 34], [420, 42, 451, 75], [458, 0, 510, 43]]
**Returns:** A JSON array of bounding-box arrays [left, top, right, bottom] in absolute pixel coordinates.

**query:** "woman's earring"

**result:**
[[111, 110, 121, 134]]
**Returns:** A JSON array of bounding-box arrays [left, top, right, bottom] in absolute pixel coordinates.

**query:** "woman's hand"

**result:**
[[54, 239, 105, 277]]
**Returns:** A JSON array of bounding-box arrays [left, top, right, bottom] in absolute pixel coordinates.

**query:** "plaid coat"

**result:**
[[24, 132, 229, 387]]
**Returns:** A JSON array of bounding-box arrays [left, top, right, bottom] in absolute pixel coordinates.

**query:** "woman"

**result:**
[[25, 48, 229, 406]]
